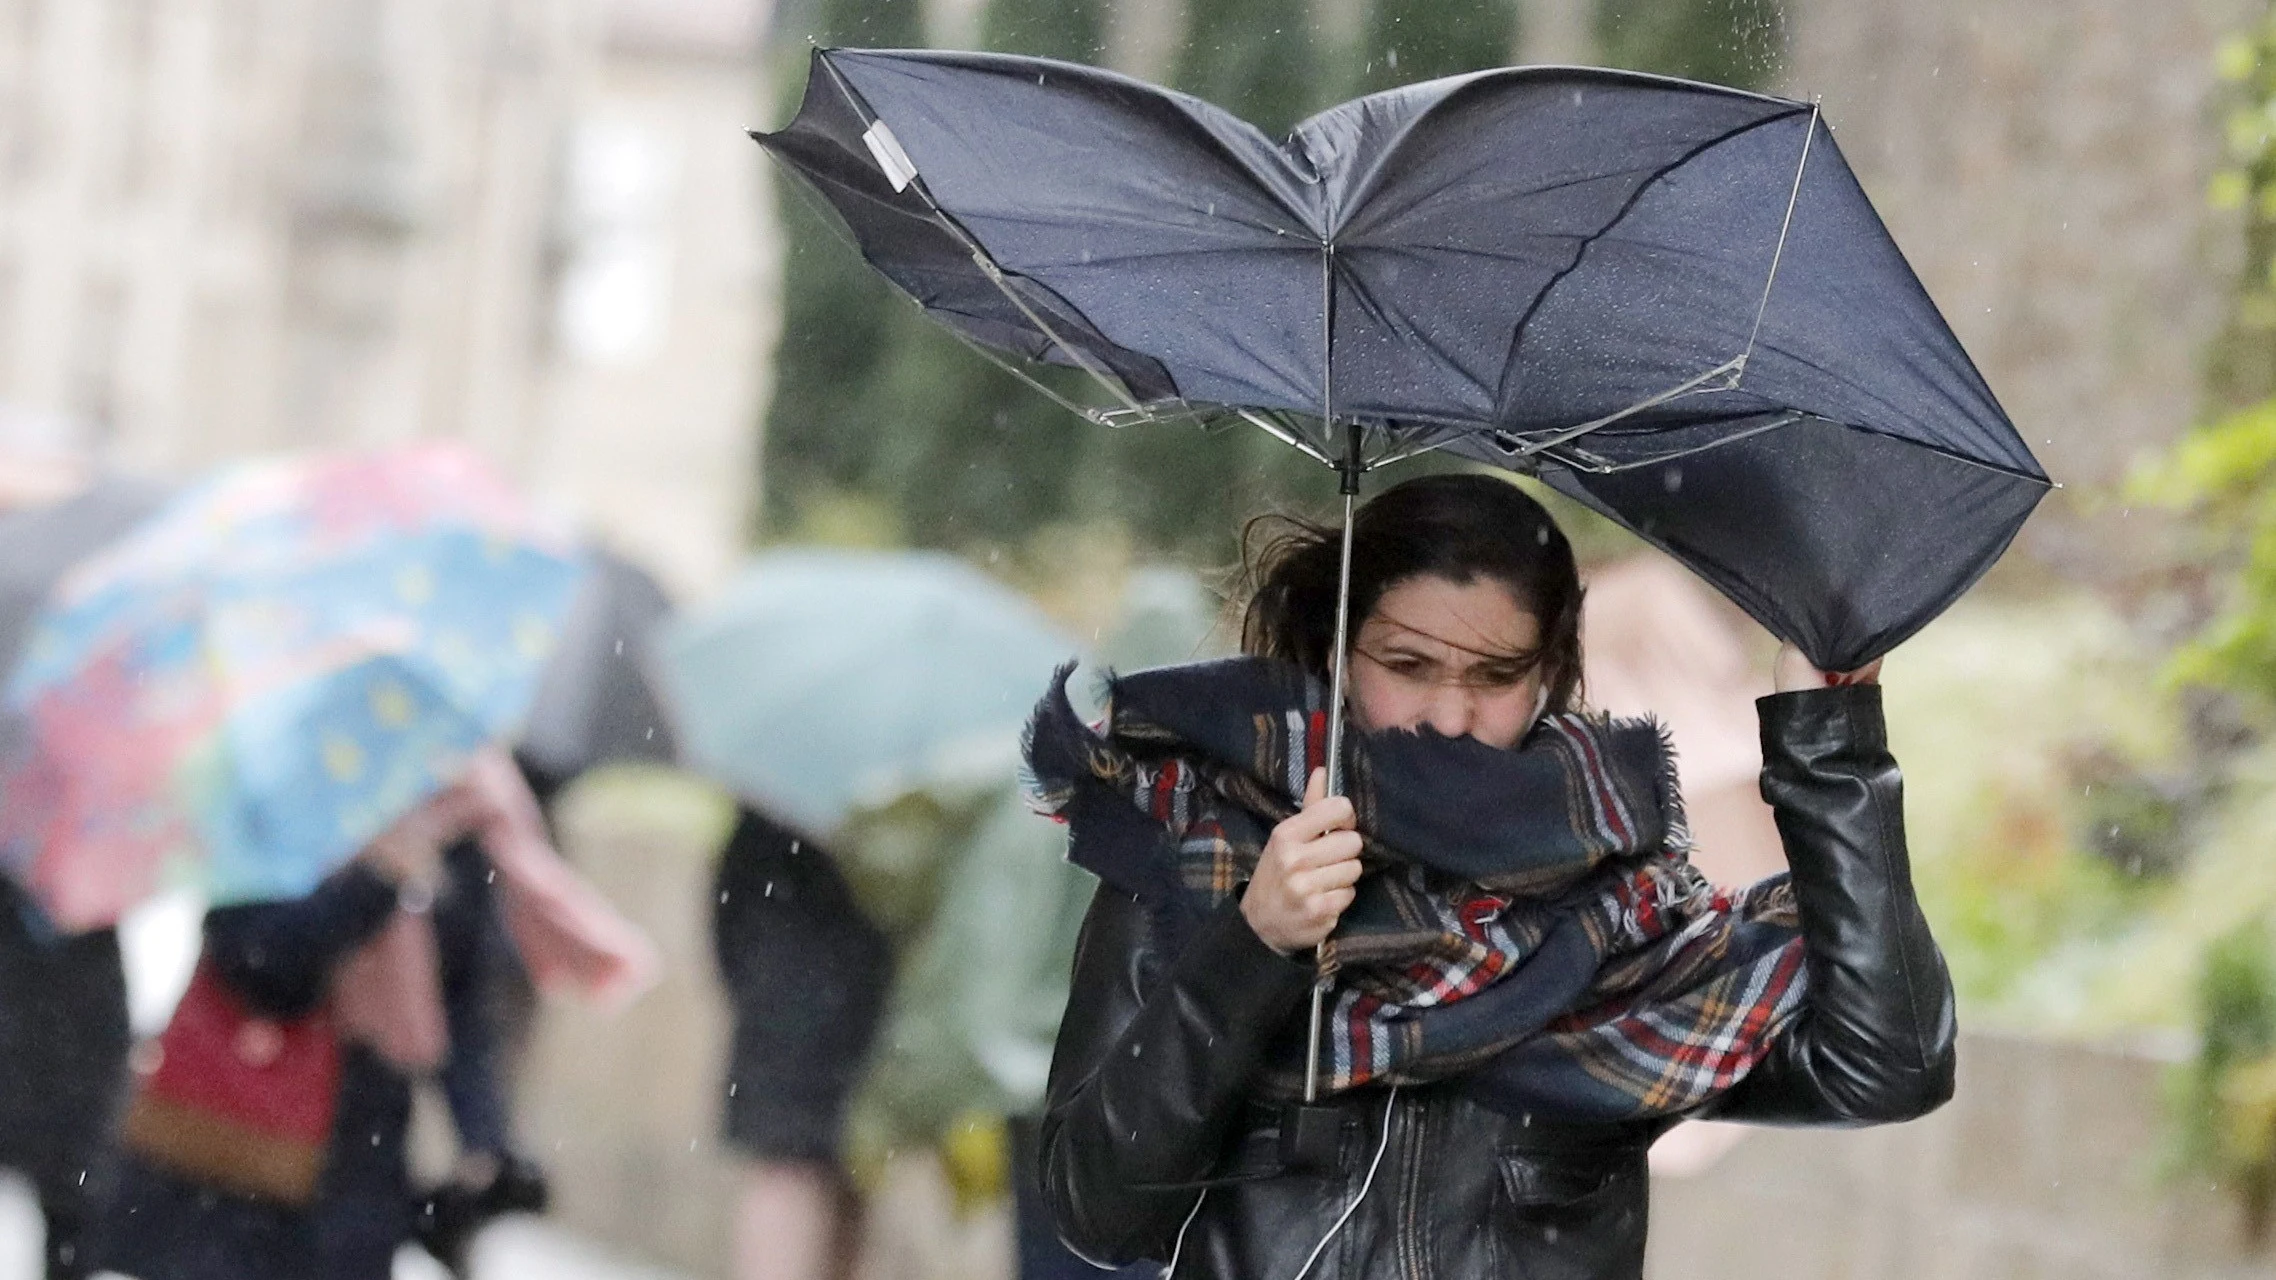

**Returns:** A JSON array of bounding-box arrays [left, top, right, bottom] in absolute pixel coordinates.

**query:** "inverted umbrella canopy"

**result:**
[[654, 548, 1074, 838], [754, 49, 2049, 673], [0, 445, 586, 930]]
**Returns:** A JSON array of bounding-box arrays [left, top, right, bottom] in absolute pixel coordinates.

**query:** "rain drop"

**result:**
[[1662, 468, 1684, 494], [613, 638, 624, 656], [764, 881, 774, 897]]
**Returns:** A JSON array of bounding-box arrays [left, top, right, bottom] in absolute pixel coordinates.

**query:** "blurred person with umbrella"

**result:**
[[850, 568, 1219, 1280], [757, 51, 2045, 1275], [0, 446, 658, 1280], [655, 548, 1070, 1280], [0, 475, 171, 1279], [411, 547, 680, 1275]]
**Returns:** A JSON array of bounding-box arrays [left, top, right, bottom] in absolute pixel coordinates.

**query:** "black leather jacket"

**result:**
[[1039, 685, 1956, 1279]]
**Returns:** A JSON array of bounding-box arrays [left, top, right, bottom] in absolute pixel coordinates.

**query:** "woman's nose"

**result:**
[[1424, 686, 1474, 739]]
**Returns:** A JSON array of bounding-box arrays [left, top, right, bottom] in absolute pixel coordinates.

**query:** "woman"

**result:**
[[97, 748, 653, 1280], [1026, 474, 1955, 1279]]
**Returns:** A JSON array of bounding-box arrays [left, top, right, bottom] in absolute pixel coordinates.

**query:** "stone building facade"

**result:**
[[0, 0, 772, 595]]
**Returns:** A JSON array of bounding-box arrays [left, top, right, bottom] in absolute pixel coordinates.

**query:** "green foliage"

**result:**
[[2146, 4, 2276, 1235], [1924, 803, 2158, 1008], [1353, 0, 1518, 96], [2135, 11, 2276, 714], [1594, 0, 1786, 90], [980, 0, 1106, 60], [2169, 922, 2276, 1240], [2206, 12, 2276, 403], [2136, 399, 2276, 708], [760, 0, 925, 541], [1174, 0, 1321, 137]]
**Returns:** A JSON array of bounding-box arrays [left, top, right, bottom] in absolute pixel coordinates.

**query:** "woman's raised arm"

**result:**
[[1696, 681, 1958, 1125]]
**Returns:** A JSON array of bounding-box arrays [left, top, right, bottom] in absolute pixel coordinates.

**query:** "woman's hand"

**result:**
[[1774, 642, 1883, 693], [1240, 768, 1365, 956]]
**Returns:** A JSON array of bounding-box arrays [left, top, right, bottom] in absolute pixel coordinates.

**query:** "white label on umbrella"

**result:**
[[863, 121, 919, 192]]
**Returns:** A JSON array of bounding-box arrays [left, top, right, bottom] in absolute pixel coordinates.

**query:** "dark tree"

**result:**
[[1353, 0, 1518, 97], [1594, 0, 1786, 91]]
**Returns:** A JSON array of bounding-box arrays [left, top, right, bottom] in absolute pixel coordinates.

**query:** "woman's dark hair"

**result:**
[[1240, 473, 1585, 713]]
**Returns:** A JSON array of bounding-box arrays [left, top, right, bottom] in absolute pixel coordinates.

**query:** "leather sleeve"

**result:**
[[1699, 684, 1958, 1126], [1038, 887, 1315, 1265]]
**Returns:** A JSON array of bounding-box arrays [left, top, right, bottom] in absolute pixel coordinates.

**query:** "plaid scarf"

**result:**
[[1025, 657, 1809, 1123]]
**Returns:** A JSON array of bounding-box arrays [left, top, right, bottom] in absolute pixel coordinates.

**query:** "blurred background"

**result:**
[[6, 0, 2276, 1277]]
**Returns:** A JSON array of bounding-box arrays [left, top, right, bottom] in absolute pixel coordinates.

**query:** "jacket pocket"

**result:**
[[1490, 1149, 1648, 1280]]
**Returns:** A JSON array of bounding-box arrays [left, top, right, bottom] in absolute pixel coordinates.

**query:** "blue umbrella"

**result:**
[[654, 548, 1074, 837]]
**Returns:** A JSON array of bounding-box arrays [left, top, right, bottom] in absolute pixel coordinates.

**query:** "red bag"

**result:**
[[119, 960, 342, 1205]]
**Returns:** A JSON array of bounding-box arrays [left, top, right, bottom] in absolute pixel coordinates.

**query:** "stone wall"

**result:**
[[1649, 1032, 2267, 1279]]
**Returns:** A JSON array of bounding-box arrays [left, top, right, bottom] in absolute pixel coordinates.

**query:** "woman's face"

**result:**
[[1348, 574, 1548, 751]]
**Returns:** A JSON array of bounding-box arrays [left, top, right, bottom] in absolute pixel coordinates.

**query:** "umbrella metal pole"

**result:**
[[1305, 426, 1364, 1106]]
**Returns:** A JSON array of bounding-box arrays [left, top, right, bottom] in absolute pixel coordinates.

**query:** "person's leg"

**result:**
[[733, 1161, 844, 1280], [714, 812, 892, 1280]]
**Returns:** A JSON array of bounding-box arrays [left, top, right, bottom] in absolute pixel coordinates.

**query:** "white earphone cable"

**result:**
[[1286, 1087, 1400, 1280]]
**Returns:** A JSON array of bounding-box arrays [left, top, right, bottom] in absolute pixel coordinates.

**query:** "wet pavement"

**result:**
[[0, 1171, 696, 1280]]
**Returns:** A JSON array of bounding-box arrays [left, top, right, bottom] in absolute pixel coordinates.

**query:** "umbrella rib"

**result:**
[[1542, 412, 1805, 474], [1492, 355, 1746, 459], [1497, 107, 1814, 410], [777, 169, 1144, 422], [1540, 412, 2055, 487], [810, 51, 1150, 418], [1237, 409, 1336, 466], [1366, 427, 1465, 469], [925, 313, 1139, 423], [1737, 103, 1821, 377]]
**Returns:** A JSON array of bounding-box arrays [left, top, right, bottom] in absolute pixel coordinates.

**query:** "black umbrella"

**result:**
[[754, 48, 2046, 666], [754, 48, 2049, 1101], [518, 548, 679, 782]]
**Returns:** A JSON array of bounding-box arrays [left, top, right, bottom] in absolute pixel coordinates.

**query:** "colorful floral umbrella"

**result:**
[[0, 445, 586, 931]]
